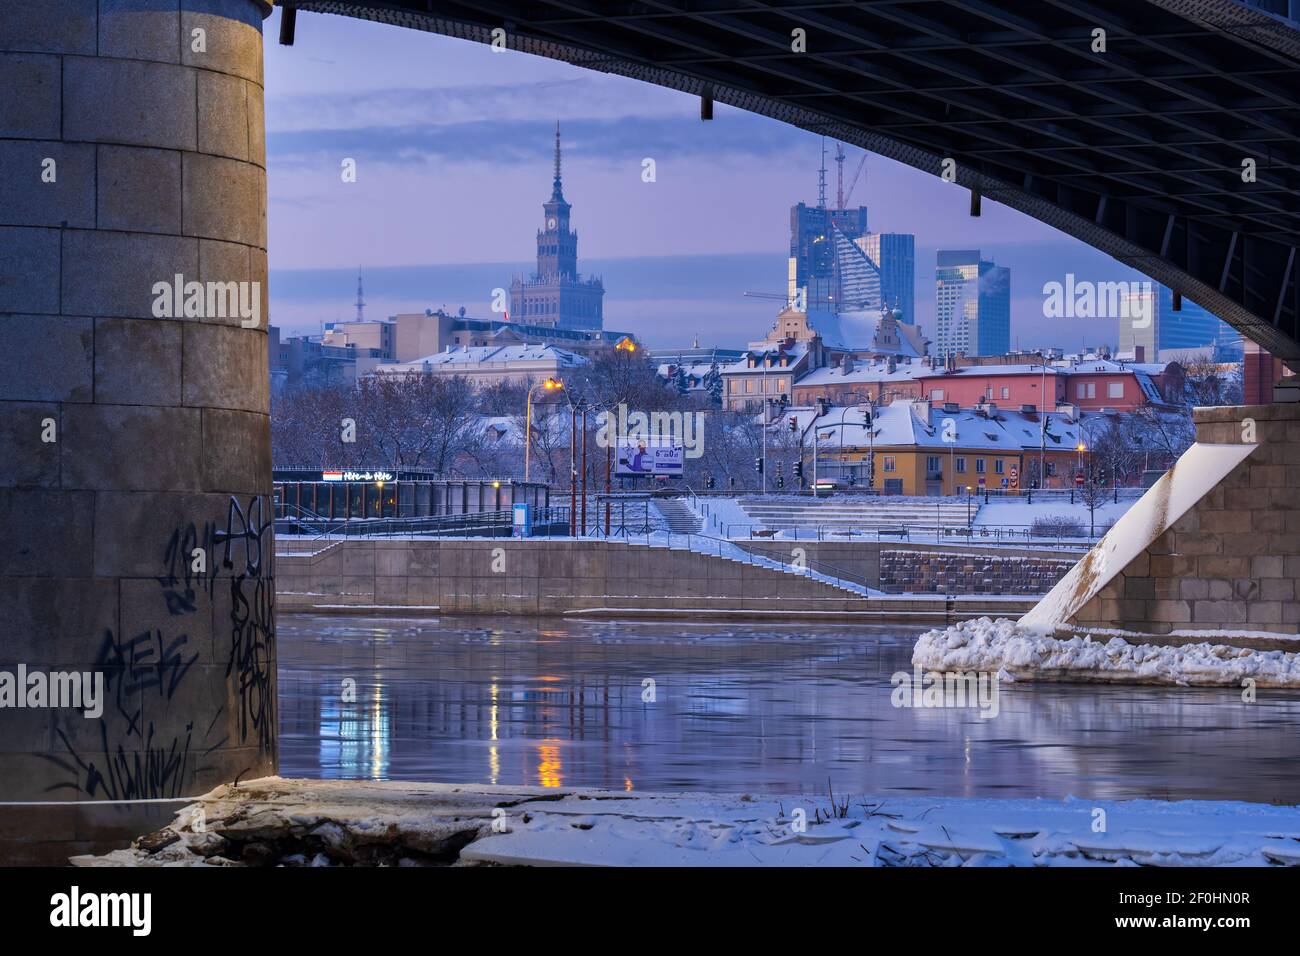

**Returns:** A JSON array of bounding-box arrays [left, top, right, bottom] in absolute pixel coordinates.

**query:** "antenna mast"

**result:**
[[817, 138, 827, 209], [835, 142, 846, 211], [354, 268, 365, 323]]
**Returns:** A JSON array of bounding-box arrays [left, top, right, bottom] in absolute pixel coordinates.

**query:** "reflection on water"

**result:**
[[278, 614, 1300, 804]]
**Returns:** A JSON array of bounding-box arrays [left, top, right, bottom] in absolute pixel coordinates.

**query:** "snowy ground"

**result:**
[[915, 617, 1300, 687], [72, 777, 1300, 868]]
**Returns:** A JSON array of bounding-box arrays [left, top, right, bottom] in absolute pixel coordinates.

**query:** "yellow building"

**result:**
[[796, 400, 1090, 495]]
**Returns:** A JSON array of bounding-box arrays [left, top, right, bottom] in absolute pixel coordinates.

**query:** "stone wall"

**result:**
[[734, 539, 1080, 594], [1070, 404, 1300, 635], [878, 550, 1075, 594], [277, 538, 875, 614], [0, 0, 275, 864]]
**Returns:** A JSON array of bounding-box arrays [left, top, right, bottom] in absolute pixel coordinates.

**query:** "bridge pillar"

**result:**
[[0, 0, 275, 863], [1025, 403, 1300, 639]]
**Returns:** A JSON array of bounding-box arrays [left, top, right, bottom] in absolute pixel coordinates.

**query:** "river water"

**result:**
[[278, 614, 1300, 804]]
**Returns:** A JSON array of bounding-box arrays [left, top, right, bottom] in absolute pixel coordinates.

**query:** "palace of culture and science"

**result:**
[[508, 124, 606, 331]]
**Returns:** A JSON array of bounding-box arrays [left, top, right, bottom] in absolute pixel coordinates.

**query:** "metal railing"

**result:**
[[275, 507, 571, 540]]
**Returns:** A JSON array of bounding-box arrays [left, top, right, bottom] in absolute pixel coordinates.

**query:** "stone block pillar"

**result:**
[[0, 0, 275, 864], [1066, 403, 1300, 636]]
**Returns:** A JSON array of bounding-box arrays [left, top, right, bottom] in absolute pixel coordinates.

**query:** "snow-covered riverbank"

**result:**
[[71, 777, 1300, 867]]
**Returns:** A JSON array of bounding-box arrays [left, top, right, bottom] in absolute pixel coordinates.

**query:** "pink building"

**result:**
[[917, 364, 1065, 410]]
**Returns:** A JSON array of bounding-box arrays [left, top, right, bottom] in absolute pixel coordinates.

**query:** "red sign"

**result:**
[[1075, 473, 1085, 487]]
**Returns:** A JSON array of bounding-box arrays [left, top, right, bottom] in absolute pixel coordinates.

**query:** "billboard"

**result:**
[[616, 441, 684, 478]]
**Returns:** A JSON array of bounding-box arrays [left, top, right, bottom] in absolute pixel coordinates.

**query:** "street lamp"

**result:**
[[524, 377, 564, 483], [966, 485, 973, 527]]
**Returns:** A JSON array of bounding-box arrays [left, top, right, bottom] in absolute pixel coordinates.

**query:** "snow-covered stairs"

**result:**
[[739, 497, 973, 533], [652, 498, 704, 533]]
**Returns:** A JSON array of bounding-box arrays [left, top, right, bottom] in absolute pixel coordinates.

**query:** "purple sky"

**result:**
[[263, 9, 1150, 351]]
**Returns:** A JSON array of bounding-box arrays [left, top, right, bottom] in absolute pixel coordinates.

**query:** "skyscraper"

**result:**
[[935, 250, 1010, 357], [1121, 285, 1244, 361], [788, 201, 869, 312], [509, 124, 605, 330], [859, 233, 915, 324]]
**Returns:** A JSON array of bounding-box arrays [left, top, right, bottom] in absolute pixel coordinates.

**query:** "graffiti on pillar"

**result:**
[[215, 495, 277, 756], [45, 494, 275, 800], [44, 628, 208, 801], [157, 520, 218, 615]]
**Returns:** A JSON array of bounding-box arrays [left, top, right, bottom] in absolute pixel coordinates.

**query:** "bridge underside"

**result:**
[[284, 0, 1300, 366]]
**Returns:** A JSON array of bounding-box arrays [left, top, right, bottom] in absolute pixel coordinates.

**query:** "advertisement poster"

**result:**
[[616, 442, 684, 478]]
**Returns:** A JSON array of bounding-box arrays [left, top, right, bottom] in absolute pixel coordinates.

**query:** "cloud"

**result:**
[[266, 110, 793, 168]]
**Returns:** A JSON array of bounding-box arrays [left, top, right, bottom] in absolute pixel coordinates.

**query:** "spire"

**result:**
[[551, 120, 565, 201]]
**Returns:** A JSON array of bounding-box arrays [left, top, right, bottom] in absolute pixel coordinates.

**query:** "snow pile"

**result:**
[[914, 617, 1300, 687]]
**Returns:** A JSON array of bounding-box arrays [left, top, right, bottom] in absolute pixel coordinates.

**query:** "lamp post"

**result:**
[[609, 338, 638, 535], [524, 377, 564, 483], [966, 485, 973, 527]]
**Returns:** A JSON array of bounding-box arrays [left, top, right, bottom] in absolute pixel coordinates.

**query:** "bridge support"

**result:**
[[0, 0, 275, 863], [1024, 403, 1300, 639]]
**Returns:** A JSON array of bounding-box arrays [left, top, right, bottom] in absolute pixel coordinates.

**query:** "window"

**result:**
[[956, 457, 967, 473], [745, 379, 753, 394], [1077, 382, 1096, 399], [930, 389, 945, 401], [1108, 382, 1123, 398], [883, 456, 896, 473], [1000, 386, 1010, 400], [776, 378, 787, 392], [995, 459, 1005, 474], [975, 458, 986, 473], [984, 386, 993, 399], [1046, 462, 1057, 476], [926, 456, 940, 472]]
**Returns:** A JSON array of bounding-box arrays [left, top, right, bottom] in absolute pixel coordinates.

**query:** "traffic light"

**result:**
[[754, 458, 764, 474], [789, 416, 798, 433], [705, 474, 716, 489], [776, 474, 785, 489], [793, 460, 804, 479]]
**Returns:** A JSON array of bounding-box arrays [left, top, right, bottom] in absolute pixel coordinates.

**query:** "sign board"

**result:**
[[512, 502, 531, 538], [321, 470, 395, 483], [1010, 466, 1019, 490], [615, 442, 684, 478]]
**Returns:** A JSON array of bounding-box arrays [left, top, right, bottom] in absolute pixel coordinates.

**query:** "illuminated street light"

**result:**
[[525, 378, 565, 482]]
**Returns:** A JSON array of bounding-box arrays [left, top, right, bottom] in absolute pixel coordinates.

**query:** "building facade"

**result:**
[[859, 232, 916, 324], [1120, 284, 1245, 361], [935, 250, 1011, 358]]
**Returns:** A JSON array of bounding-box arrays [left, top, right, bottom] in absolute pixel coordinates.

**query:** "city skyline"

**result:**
[[263, 11, 1156, 352]]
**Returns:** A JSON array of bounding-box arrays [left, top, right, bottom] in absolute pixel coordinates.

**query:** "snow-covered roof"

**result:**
[[382, 343, 589, 370], [785, 400, 1091, 452], [922, 363, 1060, 378], [722, 341, 809, 374], [796, 361, 926, 385], [1052, 358, 1174, 376]]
